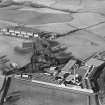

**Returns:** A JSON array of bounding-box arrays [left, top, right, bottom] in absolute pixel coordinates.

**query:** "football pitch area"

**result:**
[[4, 78, 91, 105]]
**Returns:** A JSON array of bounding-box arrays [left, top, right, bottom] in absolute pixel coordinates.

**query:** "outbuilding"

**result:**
[[1, 28, 8, 32]]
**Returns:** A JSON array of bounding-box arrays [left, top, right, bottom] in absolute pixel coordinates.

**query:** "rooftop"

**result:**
[[5, 25, 41, 33]]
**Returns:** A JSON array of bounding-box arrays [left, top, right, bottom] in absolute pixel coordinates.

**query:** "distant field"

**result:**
[[0, 8, 73, 25]]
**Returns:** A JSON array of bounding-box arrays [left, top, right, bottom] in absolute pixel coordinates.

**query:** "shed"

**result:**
[[61, 59, 77, 72], [22, 42, 33, 48]]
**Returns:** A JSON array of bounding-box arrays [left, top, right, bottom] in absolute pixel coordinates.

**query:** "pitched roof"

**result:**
[[6, 25, 41, 33]]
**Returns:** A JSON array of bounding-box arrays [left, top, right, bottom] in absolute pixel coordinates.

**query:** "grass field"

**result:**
[[5, 78, 89, 105], [27, 23, 77, 34], [0, 35, 32, 67], [56, 30, 105, 60], [0, 8, 73, 25]]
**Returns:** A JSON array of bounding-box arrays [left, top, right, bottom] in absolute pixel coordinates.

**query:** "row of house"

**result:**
[[0, 26, 40, 39]]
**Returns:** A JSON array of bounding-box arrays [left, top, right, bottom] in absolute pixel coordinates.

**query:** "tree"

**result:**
[[30, 38, 72, 72]]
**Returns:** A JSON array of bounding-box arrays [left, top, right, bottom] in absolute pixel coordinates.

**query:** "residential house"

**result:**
[[1, 28, 8, 32], [14, 30, 21, 34], [33, 33, 38, 38], [9, 29, 15, 33], [27, 32, 33, 38], [1, 25, 40, 39]]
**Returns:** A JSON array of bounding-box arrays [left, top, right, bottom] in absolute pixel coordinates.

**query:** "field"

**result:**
[[56, 30, 105, 60], [0, 8, 73, 25], [4, 78, 90, 105], [0, 35, 32, 67]]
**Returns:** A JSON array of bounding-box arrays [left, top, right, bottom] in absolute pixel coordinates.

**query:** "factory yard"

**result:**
[[1, 0, 105, 105]]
